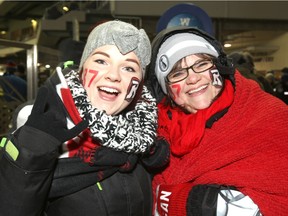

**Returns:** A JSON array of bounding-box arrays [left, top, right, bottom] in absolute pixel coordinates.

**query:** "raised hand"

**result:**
[[25, 86, 88, 143]]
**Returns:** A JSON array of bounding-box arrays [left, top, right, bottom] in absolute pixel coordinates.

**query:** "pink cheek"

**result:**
[[82, 68, 88, 87]]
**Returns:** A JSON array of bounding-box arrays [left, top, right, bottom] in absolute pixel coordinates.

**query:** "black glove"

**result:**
[[91, 146, 138, 172], [119, 153, 138, 173], [25, 85, 88, 143], [187, 184, 239, 216], [141, 137, 170, 170]]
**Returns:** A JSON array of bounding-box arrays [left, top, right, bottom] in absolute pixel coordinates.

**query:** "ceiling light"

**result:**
[[63, 6, 69, 12], [224, 43, 232, 48], [31, 19, 37, 30]]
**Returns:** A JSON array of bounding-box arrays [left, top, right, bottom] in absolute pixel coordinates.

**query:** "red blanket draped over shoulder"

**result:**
[[153, 71, 288, 216]]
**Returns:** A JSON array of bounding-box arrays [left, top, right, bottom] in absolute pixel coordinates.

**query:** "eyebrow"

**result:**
[[126, 58, 140, 67], [92, 51, 109, 58], [92, 51, 140, 67]]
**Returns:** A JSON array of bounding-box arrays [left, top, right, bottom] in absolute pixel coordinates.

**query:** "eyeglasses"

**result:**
[[167, 59, 214, 83]]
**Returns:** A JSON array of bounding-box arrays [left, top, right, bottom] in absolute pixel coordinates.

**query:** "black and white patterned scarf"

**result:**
[[65, 70, 157, 153]]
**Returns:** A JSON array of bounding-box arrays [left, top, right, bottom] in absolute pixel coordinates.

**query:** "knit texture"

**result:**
[[156, 183, 194, 216], [157, 79, 234, 156], [153, 71, 288, 216], [64, 69, 157, 155], [79, 20, 151, 73]]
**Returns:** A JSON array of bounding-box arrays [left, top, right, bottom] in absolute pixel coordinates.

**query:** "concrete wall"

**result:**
[[113, 1, 288, 20], [113, 1, 288, 72], [255, 33, 288, 72]]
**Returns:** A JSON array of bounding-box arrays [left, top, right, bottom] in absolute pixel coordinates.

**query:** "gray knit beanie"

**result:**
[[79, 20, 151, 76]]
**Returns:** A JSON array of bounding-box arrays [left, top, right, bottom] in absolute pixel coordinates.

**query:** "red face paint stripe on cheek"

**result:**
[[171, 84, 181, 98], [87, 69, 98, 87]]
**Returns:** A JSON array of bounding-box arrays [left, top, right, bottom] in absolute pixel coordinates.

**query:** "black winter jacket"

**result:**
[[0, 129, 152, 216], [0, 127, 152, 216], [0, 69, 153, 216]]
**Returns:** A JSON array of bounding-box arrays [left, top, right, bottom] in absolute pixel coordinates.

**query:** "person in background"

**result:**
[[265, 70, 278, 91], [15, 63, 27, 81], [228, 51, 274, 95], [0, 61, 27, 102], [146, 26, 288, 216], [274, 69, 288, 104], [0, 20, 169, 216], [58, 38, 86, 66]]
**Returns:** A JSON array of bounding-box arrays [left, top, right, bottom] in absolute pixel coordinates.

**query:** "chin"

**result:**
[[194, 103, 211, 111], [105, 107, 121, 116]]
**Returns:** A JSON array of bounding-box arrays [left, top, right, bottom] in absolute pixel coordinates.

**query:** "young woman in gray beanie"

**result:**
[[0, 20, 169, 216]]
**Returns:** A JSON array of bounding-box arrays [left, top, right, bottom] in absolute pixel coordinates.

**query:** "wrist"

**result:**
[[157, 183, 194, 216]]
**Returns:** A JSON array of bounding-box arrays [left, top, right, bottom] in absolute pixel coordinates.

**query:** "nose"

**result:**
[[186, 68, 200, 84], [105, 67, 121, 82]]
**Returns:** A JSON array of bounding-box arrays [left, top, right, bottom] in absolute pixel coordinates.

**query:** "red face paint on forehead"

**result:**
[[125, 77, 140, 102]]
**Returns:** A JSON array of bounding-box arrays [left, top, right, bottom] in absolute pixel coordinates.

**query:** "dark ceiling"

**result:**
[[0, 1, 109, 65], [0, 1, 56, 26], [0, 1, 108, 30], [1, 1, 287, 61]]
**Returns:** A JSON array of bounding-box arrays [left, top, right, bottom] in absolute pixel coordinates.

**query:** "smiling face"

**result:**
[[81, 45, 142, 115], [167, 54, 223, 113]]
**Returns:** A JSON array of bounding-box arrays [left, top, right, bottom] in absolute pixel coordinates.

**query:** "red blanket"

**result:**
[[153, 71, 288, 215]]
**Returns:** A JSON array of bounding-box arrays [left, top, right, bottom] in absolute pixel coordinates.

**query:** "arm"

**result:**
[[0, 86, 87, 216], [90, 136, 170, 173], [0, 127, 59, 216]]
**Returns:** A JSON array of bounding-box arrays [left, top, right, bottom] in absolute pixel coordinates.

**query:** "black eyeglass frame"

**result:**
[[166, 58, 216, 84]]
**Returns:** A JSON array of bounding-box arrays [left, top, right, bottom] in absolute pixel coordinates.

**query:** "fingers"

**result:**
[[63, 120, 88, 141], [119, 154, 138, 172], [74, 119, 89, 133], [31, 86, 49, 114]]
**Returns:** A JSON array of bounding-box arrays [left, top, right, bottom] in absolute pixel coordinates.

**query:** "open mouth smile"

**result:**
[[98, 86, 120, 96], [187, 84, 208, 95]]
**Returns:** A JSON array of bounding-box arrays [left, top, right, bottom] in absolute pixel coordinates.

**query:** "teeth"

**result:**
[[99, 87, 119, 94], [188, 85, 207, 94]]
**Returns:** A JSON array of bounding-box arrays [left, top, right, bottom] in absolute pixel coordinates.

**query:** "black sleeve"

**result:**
[[0, 126, 60, 216]]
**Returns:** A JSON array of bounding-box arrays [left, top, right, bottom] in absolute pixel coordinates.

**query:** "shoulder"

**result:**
[[11, 100, 34, 131], [4, 74, 26, 84], [233, 71, 288, 117]]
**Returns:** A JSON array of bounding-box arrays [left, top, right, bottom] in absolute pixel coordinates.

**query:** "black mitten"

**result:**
[[91, 146, 131, 166], [91, 146, 139, 172], [25, 86, 88, 143], [119, 154, 138, 173], [187, 184, 223, 216], [141, 137, 170, 169]]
